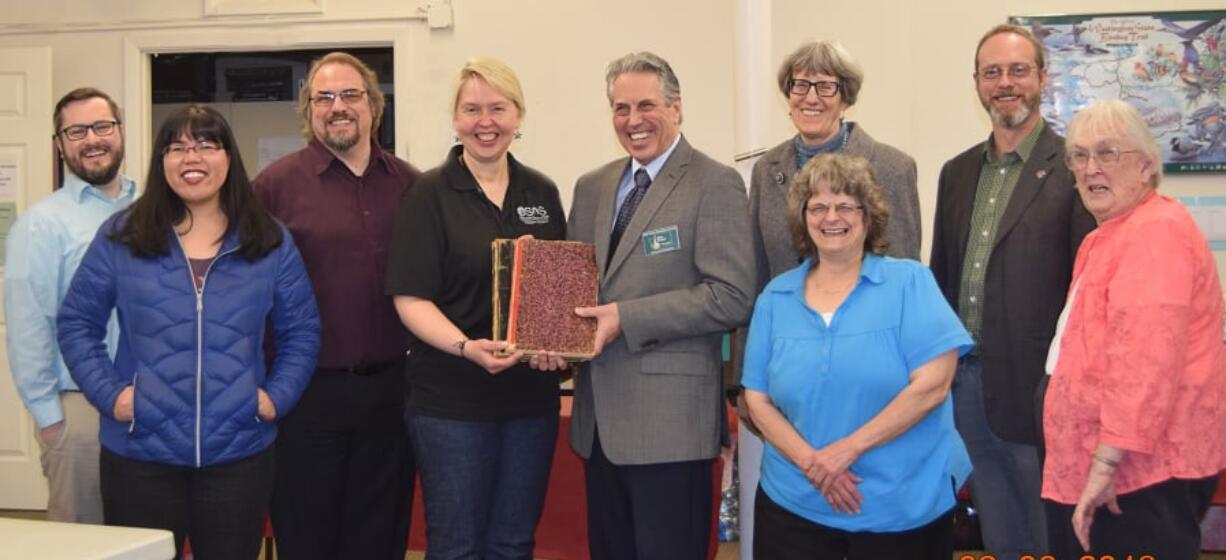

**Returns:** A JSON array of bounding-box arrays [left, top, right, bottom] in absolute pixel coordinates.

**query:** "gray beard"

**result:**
[[988, 97, 1038, 129], [322, 130, 360, 153]]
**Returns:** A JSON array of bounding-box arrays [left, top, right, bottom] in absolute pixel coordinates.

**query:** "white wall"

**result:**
[[402, 0, 738, 202], [0, 0, 738, 212], [2, 0, 1224, 282]]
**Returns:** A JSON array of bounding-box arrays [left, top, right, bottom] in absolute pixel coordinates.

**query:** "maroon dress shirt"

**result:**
[[254, 139, 419, 370]]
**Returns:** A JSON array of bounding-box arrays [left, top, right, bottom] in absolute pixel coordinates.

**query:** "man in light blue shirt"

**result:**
[[4, 87, 135, 523]]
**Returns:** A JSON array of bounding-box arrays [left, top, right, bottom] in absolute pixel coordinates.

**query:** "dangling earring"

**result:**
[[514, 130, 523, 140]]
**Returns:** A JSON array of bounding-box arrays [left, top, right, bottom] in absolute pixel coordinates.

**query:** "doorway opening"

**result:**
[[149, 47, 393, 175]]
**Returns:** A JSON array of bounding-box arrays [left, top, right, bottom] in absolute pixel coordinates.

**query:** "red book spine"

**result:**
[[505, 237, 527, 345]]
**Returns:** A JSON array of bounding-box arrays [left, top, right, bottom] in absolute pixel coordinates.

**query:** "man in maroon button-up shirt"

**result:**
[[253, 51, 419, 560]]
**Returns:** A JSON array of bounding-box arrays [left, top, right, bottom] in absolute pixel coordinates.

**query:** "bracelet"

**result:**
[[1092, 452, 1120, 469], [454, 338, 469, 358]]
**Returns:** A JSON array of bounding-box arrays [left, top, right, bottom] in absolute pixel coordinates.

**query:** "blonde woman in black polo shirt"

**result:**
[[385, 58, 565, 560]]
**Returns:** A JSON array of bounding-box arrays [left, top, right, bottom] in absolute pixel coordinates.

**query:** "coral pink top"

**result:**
[[1042, 191, 1226, 504]]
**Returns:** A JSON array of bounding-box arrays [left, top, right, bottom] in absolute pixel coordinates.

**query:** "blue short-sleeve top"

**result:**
[[742, 254, 973, 531]]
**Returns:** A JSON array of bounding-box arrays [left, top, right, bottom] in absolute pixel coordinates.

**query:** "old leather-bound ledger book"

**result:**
[[492, 238, 597, 360]]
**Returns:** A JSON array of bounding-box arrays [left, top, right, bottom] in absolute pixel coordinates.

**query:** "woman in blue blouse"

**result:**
[[742, 154, 972, 559]]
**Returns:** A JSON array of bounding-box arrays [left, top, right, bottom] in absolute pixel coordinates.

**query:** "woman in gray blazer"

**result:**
[[750, 40, 921, 286], [737, 41, 923, 556]]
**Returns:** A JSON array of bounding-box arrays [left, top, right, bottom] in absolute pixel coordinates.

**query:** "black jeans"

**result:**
[[754, 486, 953, 560], [1044, 475, 1219, 560], [100, 446, 274, 560], [270, 361, 414, 560]]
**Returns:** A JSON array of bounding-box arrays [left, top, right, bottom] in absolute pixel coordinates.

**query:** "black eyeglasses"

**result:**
[[163, 141, 224, 161], [58, 120, 120, 141], [977, 63, 1037, 81], [787, 78, 840, 98], [310, 89, 367, 107]]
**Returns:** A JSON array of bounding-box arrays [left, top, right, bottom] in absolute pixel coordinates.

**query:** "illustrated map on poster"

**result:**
[[1010, 11, 1226, 173]]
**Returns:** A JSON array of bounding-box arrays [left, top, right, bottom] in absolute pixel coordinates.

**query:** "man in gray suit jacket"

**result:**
[[930, 25, 1094, 559], [567, 52, 756, 560]]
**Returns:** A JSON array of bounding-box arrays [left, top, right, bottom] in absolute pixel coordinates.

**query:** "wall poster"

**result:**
[[1010, 11, 1226, 173]]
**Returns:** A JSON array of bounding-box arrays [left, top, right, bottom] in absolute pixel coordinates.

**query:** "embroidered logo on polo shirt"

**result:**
[[517, 206, 550, 225]]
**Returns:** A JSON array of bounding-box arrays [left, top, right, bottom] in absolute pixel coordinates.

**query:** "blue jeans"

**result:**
[[408, 412, 558, 560], [952, 356, 1046, 560]]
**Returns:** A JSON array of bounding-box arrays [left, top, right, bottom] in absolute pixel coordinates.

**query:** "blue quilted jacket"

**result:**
[[58, 214, 320, 467]]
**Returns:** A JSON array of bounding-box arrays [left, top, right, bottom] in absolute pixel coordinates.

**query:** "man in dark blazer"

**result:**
[[930, 25, 1095, 559], [567, 52, 756, 560]]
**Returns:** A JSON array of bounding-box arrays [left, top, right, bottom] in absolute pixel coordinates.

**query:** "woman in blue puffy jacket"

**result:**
[[57, 104, 320, 560]]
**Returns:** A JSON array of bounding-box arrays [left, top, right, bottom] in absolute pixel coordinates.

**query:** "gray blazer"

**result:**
[[749, 123, 921, 288], [568, 136, 756, 465]]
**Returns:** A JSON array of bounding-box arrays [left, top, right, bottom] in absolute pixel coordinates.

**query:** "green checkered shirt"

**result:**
[[958, 120, 1045, 347]]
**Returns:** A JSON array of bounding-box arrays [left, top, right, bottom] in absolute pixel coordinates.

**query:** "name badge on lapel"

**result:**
[[642, 226, 680, 256]]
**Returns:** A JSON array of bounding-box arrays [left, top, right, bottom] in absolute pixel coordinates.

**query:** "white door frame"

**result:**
[[121, 21, 418, 185], [0, 46, 55, 510]]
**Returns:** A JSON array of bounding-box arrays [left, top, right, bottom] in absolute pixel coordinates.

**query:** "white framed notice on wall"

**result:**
[[0, 163, 16, 198], [1180, 196, 1226, 250]]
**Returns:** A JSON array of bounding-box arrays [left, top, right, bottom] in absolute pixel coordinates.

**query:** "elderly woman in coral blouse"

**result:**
[[1041, 99, 1226, 560]]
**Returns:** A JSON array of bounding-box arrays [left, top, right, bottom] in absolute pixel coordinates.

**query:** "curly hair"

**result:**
[[786, 153, 891, 260]]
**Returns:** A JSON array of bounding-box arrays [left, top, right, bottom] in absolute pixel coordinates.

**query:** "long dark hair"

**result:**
[[112, 104, 282, 259]]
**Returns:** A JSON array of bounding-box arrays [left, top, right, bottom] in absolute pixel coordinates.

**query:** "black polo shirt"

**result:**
[[386, 145, 565, 421]]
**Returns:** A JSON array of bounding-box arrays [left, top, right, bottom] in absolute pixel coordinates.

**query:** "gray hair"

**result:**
[[776, 41, 864, 106], [1066, 99, 1163, 187], [605, 51, 682, 108]]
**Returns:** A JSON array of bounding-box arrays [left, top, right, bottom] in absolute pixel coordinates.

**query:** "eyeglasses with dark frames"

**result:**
[[163, 141, 225, 161], [57, 120, 120, 141], [787, 78, 841, 98], [310, 89, 368, 107]]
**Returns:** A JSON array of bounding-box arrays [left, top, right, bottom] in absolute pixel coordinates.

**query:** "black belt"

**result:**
[[318, 360, 398, 376]]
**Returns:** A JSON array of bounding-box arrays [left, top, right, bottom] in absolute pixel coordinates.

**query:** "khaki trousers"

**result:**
[[35, 391, 102, 523]]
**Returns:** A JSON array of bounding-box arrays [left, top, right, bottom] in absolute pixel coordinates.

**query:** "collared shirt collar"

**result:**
[[443, 144, 521, 193], [983, 118, 1045, 165], [630, 133, 683, 182], [305, 137, 392, 177], [769, 252, 886, 294], [63, 172, 137, 204]]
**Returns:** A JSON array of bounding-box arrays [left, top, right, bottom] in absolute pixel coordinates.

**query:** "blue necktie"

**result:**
[[609, 168, 652, 263]]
